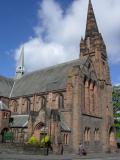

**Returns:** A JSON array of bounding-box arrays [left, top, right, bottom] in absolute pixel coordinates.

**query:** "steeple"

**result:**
[[16, 47, 25, 79], [80, 0, 110, 83], [85, 0, 99, 38]]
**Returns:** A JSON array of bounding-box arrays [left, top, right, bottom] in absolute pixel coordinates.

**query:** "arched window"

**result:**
[[89, 82, 94, 113], [34, 122, 44, 130], [11, 100, 18, 113], [84, 127, 91, 142], [93, 83, 97, 114], [14, 106, 17, 113], [41, 98, 45, 108], [84, 79, 90, 113], [87, 128, 91, 142], [84, 128, 88, 142], [35, 96, 41, 111], [94, 128, 100, 141], [58, 95, 64, 109], [26, 100, 30, 113], [109, 127, 116, 148], [64, 133, 68, 144], [21, 98, 30, 114]]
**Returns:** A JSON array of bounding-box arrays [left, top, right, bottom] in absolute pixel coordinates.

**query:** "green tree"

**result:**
[[112, 86, 120, 138], [112, 87, 120, 114]]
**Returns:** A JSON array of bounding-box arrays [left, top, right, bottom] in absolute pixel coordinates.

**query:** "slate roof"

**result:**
[[0, 76, 14, 97], [50, 109, 71, 132], [60, 112, 71, 132], [10, 114, 29, 128], [0, 101, 9, 110], [11, 59, 86, 98]]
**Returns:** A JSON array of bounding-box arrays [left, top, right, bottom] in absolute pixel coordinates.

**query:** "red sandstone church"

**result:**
[[0, 0, 117, 153]]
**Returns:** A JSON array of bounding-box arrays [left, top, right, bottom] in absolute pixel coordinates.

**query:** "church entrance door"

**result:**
[[109, 127, 116, 152], [1, 128, 9, 143]]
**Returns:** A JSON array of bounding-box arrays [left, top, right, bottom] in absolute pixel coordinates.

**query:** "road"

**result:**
[[0, 152, 120, 160]]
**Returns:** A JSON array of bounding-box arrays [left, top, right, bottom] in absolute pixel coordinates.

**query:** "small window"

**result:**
[[27, 101, 30, 113], [88, 63, 91, 69], [94, 128, 100, 142], [84, 128, 88, 142], [41, 98, 45, 108], [58, 95, 64, 109], [64, 134, 68, 144], [87, 128, 91, 142], [14, 106, 17, 113], [84, 127, 91, 142], [3, 112, 8, 119]]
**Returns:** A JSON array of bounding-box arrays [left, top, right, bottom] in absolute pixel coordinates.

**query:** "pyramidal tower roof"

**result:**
[[85, 0, 99, 38], [17, 47, 24, 69]]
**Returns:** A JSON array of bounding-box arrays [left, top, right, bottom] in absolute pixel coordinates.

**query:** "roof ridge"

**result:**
[[11, 58, 87, 97], [11, 114, 29, 117], [20, 58, 81, 79], [0, 75, 14, 81]]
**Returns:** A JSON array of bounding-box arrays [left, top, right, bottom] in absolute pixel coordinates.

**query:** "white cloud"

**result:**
[[114, 83, 120, 87], [15, 0, 120, 72]]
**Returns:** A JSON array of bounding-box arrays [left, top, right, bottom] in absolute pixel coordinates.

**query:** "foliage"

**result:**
[[41, 135, 49, 144], [114, 113, 120, 118], [115, 123, 120, 128], [113, 86, 120, 138], [27, 136, 39, 145], [27, 135, 51, 148], [112, 88, 120, 114], [116, 132, 120, 138], [3, 132, 13, 141]]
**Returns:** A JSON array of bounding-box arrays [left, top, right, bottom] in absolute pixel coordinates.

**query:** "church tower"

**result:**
[[80, 0, 110, 84], [80, 0, 117, 152], [16, 47, 25, 79]]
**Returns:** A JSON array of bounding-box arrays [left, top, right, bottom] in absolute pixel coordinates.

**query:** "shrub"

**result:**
[[41, 135, 49, 143], [27, 136, 39, 145], [116, 132, 120, 138]]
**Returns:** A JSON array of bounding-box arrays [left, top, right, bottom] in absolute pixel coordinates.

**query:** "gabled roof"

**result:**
[[60, 112, 71, 132], [10, 114, 29, 128], [11, 59, 86, 97], [0, 76, 14, 97]]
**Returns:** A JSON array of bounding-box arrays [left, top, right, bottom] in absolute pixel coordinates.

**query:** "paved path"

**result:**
[[0, 152, 120, 160], [0, 143, 120, 160]]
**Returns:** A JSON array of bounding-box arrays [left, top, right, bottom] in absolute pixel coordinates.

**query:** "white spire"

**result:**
[[16, 46, 25, 79]]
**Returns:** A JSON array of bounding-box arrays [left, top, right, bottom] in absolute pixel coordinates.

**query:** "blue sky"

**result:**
[[0, 0, 120, 85], [0, 0, 38, 77]]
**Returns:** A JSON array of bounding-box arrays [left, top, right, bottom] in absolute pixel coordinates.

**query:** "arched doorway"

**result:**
[[34, 122, 44, 140], [1, 128, 9, 143], [109, 127, 116, 152]]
